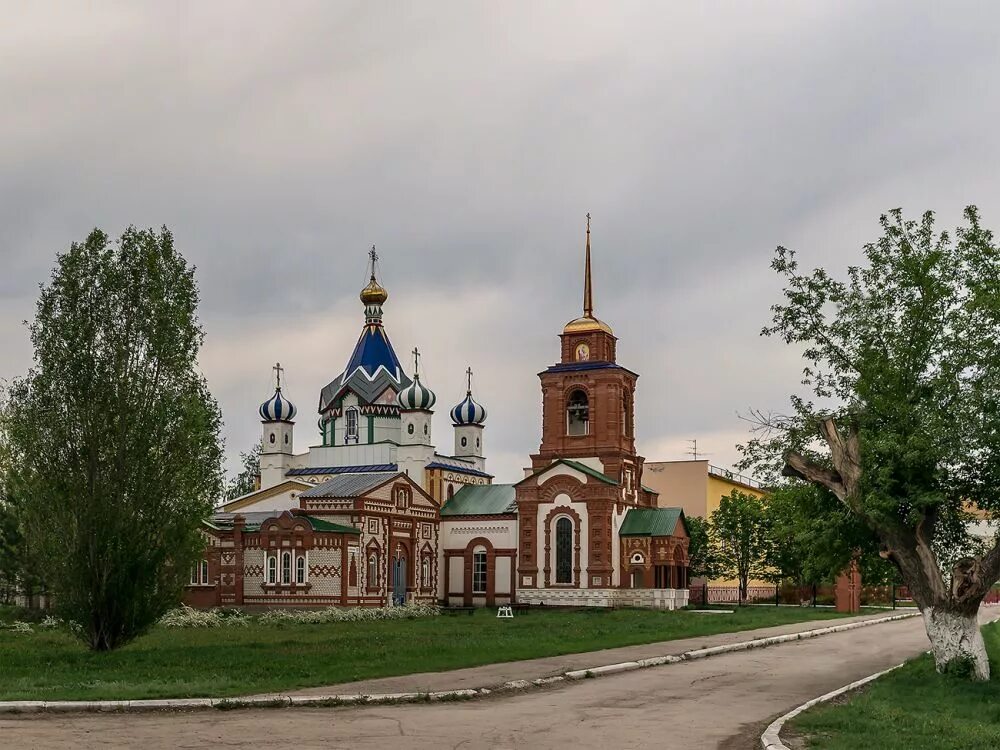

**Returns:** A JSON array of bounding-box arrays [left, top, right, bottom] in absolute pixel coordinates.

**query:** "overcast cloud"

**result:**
[[3, 1, 1000, 482]]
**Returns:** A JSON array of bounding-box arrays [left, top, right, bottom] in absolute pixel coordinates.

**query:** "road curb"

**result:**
[[759, 663, 905, 750], [0, 611, 919, 714]]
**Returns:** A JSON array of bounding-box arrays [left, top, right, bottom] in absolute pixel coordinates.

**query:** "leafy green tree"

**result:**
[[224, 442, 261, 501], [710, 490, 771, 603], [684, 515, 720, 581], [744, 207, 1000, 679], [2, 227, 223, 650]]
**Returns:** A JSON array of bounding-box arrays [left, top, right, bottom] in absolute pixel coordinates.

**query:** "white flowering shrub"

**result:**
[[39, 615, 64, 629], [10, 621, 33, 634], [157, 602, 438, 628], [259, 602, 439, 625]]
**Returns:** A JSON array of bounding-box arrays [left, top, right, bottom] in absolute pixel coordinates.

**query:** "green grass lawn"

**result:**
[[0, 605, 865, 701], [791, 621, 1000, 750]]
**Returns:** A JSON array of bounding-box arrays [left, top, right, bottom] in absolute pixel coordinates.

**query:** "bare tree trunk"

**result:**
[[922, 606, 989, 680]]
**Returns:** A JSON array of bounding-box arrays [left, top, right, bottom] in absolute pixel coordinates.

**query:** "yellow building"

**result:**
[[643, 460, 767, 519], [643, 460, 769, 588]]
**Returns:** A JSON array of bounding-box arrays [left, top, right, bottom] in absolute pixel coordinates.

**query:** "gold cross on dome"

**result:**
[[412, 347, 421, 377], [466, 366, 473, 393], [273, 362, 284, 390]]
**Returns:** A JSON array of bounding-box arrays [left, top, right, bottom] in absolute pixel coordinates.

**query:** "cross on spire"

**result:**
[[412, 347, 421, 378], [584, 212, 593, 318], [273, 362, 284, 390], [466, 366, 474, 394], [369, 245, 379, 280]]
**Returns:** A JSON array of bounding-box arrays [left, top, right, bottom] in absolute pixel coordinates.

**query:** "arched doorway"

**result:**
[[392, 553, 407, 606]]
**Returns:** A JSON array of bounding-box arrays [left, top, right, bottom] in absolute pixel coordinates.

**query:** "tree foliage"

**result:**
[[224, 442, 261, 501], [1, 227, 223, 650], [684, 515, 720, 581], [743, 207, 1000, 678], [710, 490, 771, 602]]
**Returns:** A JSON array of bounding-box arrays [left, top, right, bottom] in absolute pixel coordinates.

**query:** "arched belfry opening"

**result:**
[[566, 389, 590, 436]]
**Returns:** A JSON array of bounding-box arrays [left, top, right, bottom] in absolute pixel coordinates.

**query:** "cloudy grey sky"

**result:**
[[3, 1, 999, 483]]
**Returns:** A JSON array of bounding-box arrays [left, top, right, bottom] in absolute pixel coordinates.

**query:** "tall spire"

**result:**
[[584, 213, 593, 318]]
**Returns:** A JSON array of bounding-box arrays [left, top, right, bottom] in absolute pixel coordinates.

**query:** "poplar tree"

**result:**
[[745, 207, 1000, 679], [2, 227, 222, 650]]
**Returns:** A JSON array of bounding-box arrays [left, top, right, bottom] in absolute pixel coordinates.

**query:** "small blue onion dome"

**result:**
[[451, 391, 487, 425], [259, 388, 297, 422], [398, 375, 436, 411]]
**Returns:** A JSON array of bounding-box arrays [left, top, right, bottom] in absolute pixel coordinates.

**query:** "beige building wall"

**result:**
[[644, 460, 710, 517]]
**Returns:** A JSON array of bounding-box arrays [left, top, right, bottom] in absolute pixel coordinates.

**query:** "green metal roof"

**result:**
[[560, 459, 619, 485], [619, 507, 686, 537], [303, 516, 361, 534], [441, 484, 517, 516], [517, 459, 618, 487]]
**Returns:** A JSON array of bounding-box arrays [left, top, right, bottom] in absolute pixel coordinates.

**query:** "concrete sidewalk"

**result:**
[[278, 609, 910, 698]]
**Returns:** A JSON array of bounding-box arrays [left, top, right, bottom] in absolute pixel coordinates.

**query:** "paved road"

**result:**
[[3, 612, 991, 750]]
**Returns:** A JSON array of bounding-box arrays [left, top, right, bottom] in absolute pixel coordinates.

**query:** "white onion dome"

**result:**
[[451, 391, 487, 425], [259, 388, 297, 422], [398, 375, 436, 411]]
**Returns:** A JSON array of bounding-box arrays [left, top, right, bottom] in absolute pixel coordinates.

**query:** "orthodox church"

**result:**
[[184, 224, 689, 610]]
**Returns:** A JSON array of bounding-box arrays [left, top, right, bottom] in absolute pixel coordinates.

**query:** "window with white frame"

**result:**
[[267, 554, 277, 584], [472, 548, 487, 594], [296, 555, 306, 584], [346, 407, 359, 442], [190, 560, 210, 585], [281, 551, 292, 585], [421, 556, 431, 589]]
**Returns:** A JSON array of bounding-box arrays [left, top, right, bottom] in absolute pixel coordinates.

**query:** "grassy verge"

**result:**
[[791, 621, 1000, 749], [0, 605, 868, 701]]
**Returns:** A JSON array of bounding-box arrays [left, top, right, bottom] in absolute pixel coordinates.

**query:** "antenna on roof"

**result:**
[[687, 439, 711, 461]]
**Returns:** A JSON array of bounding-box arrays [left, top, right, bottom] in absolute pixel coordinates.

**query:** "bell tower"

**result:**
[[532, 215, 643, 497]]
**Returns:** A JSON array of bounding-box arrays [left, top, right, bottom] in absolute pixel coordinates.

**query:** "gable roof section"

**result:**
[[517, 458, 618, 487], [442, 484, 517, 516], [219, 479, 313, 512], [298, 472, 399, 499], [619, 507, 686, 537]]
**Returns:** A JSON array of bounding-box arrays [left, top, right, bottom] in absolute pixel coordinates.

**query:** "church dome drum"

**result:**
[[398, 375, 436, 411], [259, 388, 297, 422], [451, 392, 487, 425]]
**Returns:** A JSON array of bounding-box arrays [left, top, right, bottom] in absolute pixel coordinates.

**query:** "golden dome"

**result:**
[[360, 275, 388, 306], [563, 315, 614, 335]]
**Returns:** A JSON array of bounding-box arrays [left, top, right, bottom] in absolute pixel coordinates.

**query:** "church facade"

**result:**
[[185, 226, 689, 610]]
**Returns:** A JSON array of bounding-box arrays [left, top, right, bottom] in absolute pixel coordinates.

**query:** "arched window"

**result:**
[[447, 484, 454, 501], [346, 407, 359, 443], [200, 559, 209, 586], [566, 390, 589, 436], [367, 553, 379, 591], [472, 548, 488, 594], [267, 555, 277, 584], [281, 552, 292, 585], [421, 556, 431, 589], [555, 518, 573, 584], [296, 555, 306, 584]]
